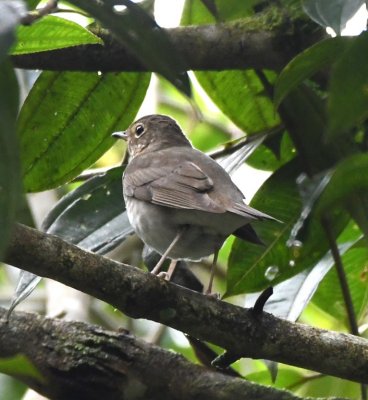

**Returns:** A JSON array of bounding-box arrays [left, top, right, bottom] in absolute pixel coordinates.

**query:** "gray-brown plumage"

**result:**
[[113, 115, 275, 286]]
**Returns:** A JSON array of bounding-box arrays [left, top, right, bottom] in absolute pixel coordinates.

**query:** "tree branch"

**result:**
[[11, 19, 324, 72], [4, 223, 368, 385], [0, 308, 344, 400]]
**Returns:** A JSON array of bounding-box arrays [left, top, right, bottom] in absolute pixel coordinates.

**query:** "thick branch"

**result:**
[[0, 308, 321, 400], [4, 223, 368, 384], [11, 21, 324, 72]]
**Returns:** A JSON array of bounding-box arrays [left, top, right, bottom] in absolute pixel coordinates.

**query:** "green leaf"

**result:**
[[199, 0, 219, 20], [313, 246, 368, 324], [195, 70, 281, 134], [244, 238, 361, 321], [327, 31, 368, 140], [17, 71, 150, 192], [302, 0, 364, 35], [226, 159, 347, 296], [12, 15, 103, 55], [315, 153, 368, 216], [182, 0, 276, 133], [278, 86, 338, 175], [0, 60, 22, 259], [0, 354, 44, 383], [246, 132, 295, 171], [0, 374, 27, 400], [68, 0, 191, 97], [274, 37, 352, 107]]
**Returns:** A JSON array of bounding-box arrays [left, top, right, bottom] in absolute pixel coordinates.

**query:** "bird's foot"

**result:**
[[157, 271, 169, 280], [204, 290, 220, 299]]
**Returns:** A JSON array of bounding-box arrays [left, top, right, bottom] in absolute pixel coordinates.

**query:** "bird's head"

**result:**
[[112, 114, 191, 158]]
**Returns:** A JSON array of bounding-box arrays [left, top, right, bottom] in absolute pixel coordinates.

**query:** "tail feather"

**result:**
[[233, 224, 265, 245]]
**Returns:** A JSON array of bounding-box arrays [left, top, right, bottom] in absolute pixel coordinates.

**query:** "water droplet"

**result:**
[[82, 193, 91, 201], [287, 239, 303, 248], [289, 259, 296, 267], [287, 239, 303, 258], [264, 266, 279, 281], [97, 71, 102, 76], [113, 5, 126, 13], [54, 111, 58, 116], [91, 123, 95, 128], [106, 190, 111, 196]]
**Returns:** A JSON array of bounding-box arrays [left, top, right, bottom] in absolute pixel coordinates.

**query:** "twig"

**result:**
[[21, 0, 58, 25], [321, 215, 367, 400], [321, 216, 359, 335]]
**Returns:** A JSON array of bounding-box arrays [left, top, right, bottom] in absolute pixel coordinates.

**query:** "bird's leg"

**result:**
[[205, 248, 219, 295], [165, 260, 179, 281], [151, 229, 185, 275]]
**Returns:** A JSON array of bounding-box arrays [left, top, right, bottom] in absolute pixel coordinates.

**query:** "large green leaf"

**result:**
[[12, 15, 102, 55], [68, 0, 190, 96], [312, 245, 368, 324], [17, 71, 150, 192], [315, 153, 368, 216], [327, 31, 368, 141], [182, 0, 279, 134], [0, 374, 27, 400], [226, 159, 347, 296], [274, 37, 352, 107], [244, 236, 361, 320], [195, 70, 281, 134], [278, 86, 339, 175], [0, 60, 22, 259]]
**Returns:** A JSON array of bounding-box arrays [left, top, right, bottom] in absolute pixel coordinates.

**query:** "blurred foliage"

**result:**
[[0, 0, 367, 398]]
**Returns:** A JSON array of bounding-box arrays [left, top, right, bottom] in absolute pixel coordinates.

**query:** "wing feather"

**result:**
[[124, 161, 224, 212]]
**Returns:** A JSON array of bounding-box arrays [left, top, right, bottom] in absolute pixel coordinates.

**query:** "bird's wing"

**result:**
[[124, 161, 225, 213]]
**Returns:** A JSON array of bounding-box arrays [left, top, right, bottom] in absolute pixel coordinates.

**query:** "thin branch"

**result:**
[[4, 223, 368, 384], [321, 215, 367, 400], [20, 0, 58, 25], [321, 216, 359, 335]]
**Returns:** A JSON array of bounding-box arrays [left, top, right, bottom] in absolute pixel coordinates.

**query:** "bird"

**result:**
[[112, 114, 276, 293]]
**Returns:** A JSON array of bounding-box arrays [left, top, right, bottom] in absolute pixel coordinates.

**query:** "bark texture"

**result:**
[[4, 224, 368, 385], [0, 307, 330, 400], [11, 19, 324, 73]]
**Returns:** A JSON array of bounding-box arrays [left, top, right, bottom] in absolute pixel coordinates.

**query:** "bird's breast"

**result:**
[[124, 196, 246, 260]]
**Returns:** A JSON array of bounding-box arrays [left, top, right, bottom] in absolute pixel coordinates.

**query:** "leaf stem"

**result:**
[[321, 216, 358, 334]]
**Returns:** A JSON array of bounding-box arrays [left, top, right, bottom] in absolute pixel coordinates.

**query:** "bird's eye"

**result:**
[[135, 124, 145, 137]]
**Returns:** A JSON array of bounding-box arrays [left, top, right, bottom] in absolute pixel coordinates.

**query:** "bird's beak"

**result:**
[[112, 131, 127, 140]]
